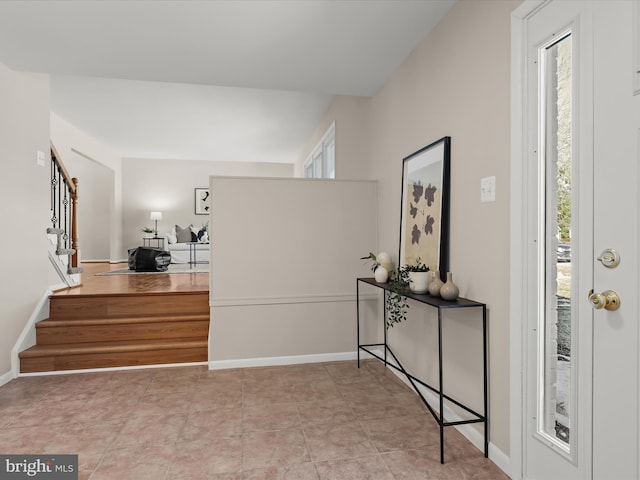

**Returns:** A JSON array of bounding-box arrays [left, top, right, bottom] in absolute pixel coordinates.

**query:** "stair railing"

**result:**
[[50, 143, 80, 268]]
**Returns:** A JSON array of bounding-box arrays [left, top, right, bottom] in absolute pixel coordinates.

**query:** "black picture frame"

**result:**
[[194, 187, 210, 215], [398, 136, 451, 281]]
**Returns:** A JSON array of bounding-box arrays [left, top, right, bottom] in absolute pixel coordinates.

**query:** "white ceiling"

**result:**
[[0, 0, 455, 163]]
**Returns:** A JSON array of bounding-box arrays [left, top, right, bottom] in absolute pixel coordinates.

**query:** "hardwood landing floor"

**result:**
[[53, 262, 209, 296]]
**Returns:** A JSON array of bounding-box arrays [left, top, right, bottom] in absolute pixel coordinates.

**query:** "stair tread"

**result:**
[[37, 313, 210, 327], [20, 338, 207, 357], [50, 290, 207, 298]]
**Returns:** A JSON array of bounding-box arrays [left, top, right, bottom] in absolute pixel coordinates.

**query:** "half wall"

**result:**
[[209, 177, 379, 367]]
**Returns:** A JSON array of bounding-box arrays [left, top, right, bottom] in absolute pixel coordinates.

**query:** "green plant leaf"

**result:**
[[360, 252, 379, 272]]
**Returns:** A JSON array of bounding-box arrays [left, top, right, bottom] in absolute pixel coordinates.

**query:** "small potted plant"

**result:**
[[141, 226, 154, 235], [404, 257, 430, 294], [360, 252, 389, 283]]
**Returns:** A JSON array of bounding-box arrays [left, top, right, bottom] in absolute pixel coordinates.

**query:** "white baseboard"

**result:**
[[487, 442, 511, 477], [0, 370, 13, 387], [50, 282, 69, 292], [209, 349, 381, 370]]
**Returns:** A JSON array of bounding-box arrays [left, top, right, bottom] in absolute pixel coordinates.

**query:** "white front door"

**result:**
[[590, 1, 639, 477], [512, 1, 640, 479]]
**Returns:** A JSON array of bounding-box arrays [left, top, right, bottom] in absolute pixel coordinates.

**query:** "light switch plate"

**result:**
[[480, 176, 496, 203], [37, 150, 46, 167]]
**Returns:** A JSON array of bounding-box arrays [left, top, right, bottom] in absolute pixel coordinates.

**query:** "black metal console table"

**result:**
[[356, 277, 488, 464]]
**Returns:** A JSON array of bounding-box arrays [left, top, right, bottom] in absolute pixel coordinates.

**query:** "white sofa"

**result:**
[[165, 242, 210, 264], [164, 224, 210, 264]]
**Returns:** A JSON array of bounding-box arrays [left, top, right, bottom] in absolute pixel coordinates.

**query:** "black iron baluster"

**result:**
[[62, 182, 69, 249]]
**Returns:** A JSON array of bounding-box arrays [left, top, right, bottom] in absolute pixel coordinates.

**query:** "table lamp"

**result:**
[[150, 211, 162, 238]]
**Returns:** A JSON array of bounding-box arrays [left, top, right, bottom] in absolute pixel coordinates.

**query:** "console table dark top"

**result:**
[[357, 277, 485, 309]]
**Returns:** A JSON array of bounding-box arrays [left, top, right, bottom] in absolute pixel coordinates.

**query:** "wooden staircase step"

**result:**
[[20, 338, 207, 356], [50, 291, 209, 319], [19, 339, 208, 373], [36, 314, 210, 345]]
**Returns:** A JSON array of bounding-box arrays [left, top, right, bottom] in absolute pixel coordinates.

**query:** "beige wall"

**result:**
[[0, 63, 52, 377], [301, 0, 519, 459], [209, 177, 379, 366]]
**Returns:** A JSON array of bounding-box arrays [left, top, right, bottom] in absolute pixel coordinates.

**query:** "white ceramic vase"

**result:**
[[374, 266, 389, 283]]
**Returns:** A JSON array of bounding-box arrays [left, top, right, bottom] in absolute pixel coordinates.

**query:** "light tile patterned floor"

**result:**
[[0, 361, 509, 479]]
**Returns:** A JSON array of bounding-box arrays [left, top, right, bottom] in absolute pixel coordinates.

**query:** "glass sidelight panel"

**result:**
[[539, 32, 573, 449]]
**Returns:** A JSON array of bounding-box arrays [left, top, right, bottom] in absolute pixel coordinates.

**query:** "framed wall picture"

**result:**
[[398, 136, 451, 281], [194, 187, 210, 215]]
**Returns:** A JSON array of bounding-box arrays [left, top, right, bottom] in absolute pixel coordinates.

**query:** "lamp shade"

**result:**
[[150, 211, 162, 221]]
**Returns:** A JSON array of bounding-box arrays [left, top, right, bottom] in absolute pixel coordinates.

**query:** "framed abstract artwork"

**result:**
[[398, 136, 451, 281], [194, 187, 210, 215]]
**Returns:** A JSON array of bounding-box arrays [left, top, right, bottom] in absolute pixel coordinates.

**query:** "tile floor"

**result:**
[[0, 360, 509, 479]]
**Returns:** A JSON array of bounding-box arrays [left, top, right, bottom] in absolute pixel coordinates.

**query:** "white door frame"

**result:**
[[510, 1, 551, 478]]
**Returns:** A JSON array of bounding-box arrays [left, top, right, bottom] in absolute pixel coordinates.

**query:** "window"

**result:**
[[304, 122, 335, 179], [537, 30, 573, 451]]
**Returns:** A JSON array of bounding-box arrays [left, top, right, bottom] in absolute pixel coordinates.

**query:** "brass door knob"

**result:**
[[588, 289, 621, 311]]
